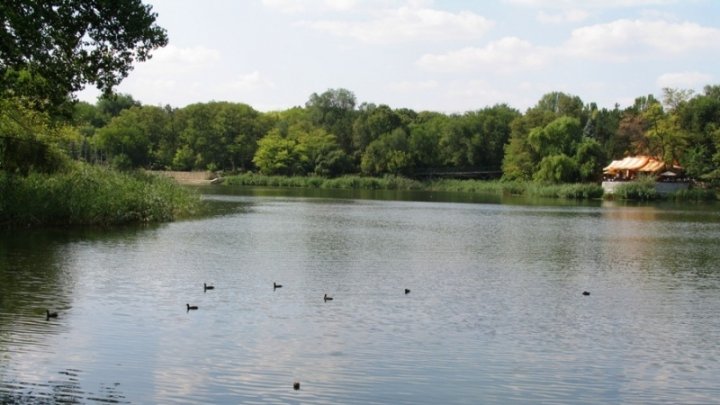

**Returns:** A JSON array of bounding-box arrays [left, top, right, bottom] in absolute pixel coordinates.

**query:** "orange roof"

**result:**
[[603, 156, 669, 173], [638, 160, 665, 172]]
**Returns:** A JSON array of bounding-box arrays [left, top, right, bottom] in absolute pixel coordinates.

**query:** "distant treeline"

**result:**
[[68, 86, 720, 183], [10, 86, 720, 183]]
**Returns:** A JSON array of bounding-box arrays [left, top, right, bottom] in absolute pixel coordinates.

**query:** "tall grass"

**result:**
[[605, 176, 718, 202], [610, 177, 659, 201], [668, 188, 717, 201], [224, 173, 425, 190], [422, 179, 604, 199], [524, 182, 605, 199], [223, 173, 605, 199], [0, 163, 200, 228]]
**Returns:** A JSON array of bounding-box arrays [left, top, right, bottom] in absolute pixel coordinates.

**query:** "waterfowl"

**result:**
[[404, 288, 411, 294], [324, 294, 333, 302], [46, 310, 58, 319], [274, 282, 282, 289], [293, 381, 300, 390], [204, 283, 214, 291], [187, 304, 199, 310], [582, 291, 590, 296]]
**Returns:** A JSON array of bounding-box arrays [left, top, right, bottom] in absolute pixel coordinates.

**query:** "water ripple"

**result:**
[[2, 197, 720, 403]]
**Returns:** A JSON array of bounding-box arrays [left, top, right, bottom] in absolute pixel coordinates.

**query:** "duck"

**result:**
[[273, 282, 282, 289], [46, 310, 58, 319], [187, 303, 199, 311], [404, 288, 411, 294], [324, 294, 333, 302], [204, 283, 215, 291], [293, 381, 300, 390], [582, 291, 591, 296]]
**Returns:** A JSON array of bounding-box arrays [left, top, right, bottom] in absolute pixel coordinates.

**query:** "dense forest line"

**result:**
[[51, 85, 720, 184]]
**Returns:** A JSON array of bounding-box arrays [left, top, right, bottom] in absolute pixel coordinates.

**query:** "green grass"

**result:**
[[667, 187, 717, 202], [609, 177, 659, 201], [0, 163, 201, 228], [223, 173, 606, 199], [224, 173, 425, 190]]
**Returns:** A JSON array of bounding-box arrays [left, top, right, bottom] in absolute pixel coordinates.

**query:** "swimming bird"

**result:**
[[274, 282, 282, 289], [324, 294, 333, 302], [46, 310, 58, 319], [204, 283, 214, 291], [293, 381, 300, 390], [405, 288, 411, 294], [582, 291, 590, 296], [187, 304, 199, 311]]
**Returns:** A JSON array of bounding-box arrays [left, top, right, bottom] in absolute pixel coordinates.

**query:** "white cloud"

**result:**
[[417, 37, 549, 72], [228, 71, 276, 90], [262, 0, 359, 13], [300, 6, 494, 43], [505, 0, 677, 8], [563, 19, 720, 61], [537, 9, 589, 24], [656, 71, 713, 89], [261, 0, 308, 13], [137, 45, 221, 75], [324, 0, 359, 11], [389, 80, 439, 92]]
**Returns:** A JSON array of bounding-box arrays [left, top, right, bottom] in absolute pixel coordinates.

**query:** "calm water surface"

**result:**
[[1, 188, 720, 404]]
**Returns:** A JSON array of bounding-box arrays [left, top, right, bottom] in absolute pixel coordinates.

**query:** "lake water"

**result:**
[[2, 187, 720, 404]]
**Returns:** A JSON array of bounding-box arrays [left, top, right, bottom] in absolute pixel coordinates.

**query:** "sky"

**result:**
[[76, 0, 720, 113]]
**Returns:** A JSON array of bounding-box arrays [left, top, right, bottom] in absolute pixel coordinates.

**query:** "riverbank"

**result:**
[[0, 164, 201, 228], [219, 172, 718, 201], [221, 173, 605, 199], [148, 170, 219, 185]]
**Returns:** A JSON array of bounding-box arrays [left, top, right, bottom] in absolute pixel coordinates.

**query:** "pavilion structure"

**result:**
[[601, 155, 688, 194]]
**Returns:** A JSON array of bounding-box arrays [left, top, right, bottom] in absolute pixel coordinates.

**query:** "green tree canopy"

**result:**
[[174, 102, 269, 171], [306, 88, 356, 153], [361, 128, 412, 176], [0, 0, 167, 112], [253, 122, 348, 176], [0, 97, 72, 173]]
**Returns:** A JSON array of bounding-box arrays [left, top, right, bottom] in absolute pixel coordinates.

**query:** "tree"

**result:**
[[306, 88, 356, 153], [533, 154, 578, 183], [616, 112, 647, 156], [0, 97, 71, 173], [642, 102, 688, 163], [252, 123, 348, 176], [662, 87, 694, 111], [360, 128, 412, 175], [352, 103, 402, 154], [502, 92, 585, 180], [94, 107, 152, 169], [253, 130, 304, 176], [675, 85, 720, 179], [463, 104, 519, 169], [574, 137, 605, 182], [502, 130, 535, 181], [408, 112, 447, 170], [96, 93, 141, 121], [0, 0, 167, 112], [527, 116, 583, 157], [533, 92, 585, 120], [174, 102, 269, 171]]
